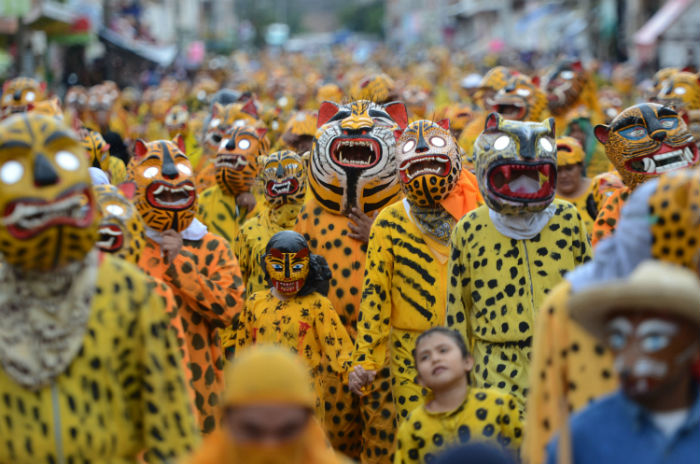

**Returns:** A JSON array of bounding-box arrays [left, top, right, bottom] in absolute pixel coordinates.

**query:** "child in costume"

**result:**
[[446, 113, 591, 409], [295, 99, 408, 462], [234, 231, 353, 420], [546, 260, 700, 464], [394, 328, 522, 464], [185, 345, 349, 464], [0, 113, 197, 461], [349, 119, 482, 422], [127, 136, 245, 433]]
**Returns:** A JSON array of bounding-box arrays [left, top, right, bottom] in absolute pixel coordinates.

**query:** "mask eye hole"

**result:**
[[55, 151, 81, 171], [105, 204, 125, 216], [493, 135, 511, 151], [292, 264, 304, 271], [539, 138, 553, 152], [619, 126, 647, 140], [143, 166, 159, 178], [673, 87, 687, 95], [642, 334, 670, 353], [660, 117, 678, 129], [24, 91, 35, 102], [560, 70, 575, 80], [430, 136, 446, 147], [516, 88, 531, 97], [608, 332, 627, 351], [238, 139, 251, 150], [0, 160, 24, 184], [402, 140, 416, 153], [272, 264, 283, 271], [177, 163, 192, 176]]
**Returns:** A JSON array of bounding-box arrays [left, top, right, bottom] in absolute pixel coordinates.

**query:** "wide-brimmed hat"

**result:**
[[569, 260, 700, 340]]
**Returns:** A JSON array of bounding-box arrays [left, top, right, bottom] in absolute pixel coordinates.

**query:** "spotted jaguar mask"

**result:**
[[259, 150, 307, 208], [594, 103, 699, 189], [203, 100, 260, 159], [655, 71, 700, 141], [127, 136, 197, 232], [310, 99, 408, 215], [164, 104, 190, 138], [216, 124, 268, 197], [474, 113, 557, 215], [543, 60, 586, 116], [489, 73, 547, 122], [397, 119, 462, 207], [0, 113, 97, 271], [1, 77, 46, 119], [94, 184, 145, 263]]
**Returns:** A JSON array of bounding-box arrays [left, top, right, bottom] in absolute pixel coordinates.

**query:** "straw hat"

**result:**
[[569, 260, 700, 340]]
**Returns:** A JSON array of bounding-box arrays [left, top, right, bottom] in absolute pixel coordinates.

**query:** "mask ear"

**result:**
[[117, 181, 137, 200], [256, 127, 268, 139], [571, 60, 583, 73], [436, 118, 450, 131], [39, 81, 47, 95], [531, 75, 540, 87], [544, 117, 556, 137], [317, 101, 340, 128], [211, 102, 223, 119], [241, 99, 259, 118], [384, 101, 408, 129], [394, 129, 404, 142], [133, 139, 149, 159], [594, 124, 611, 144], [172, 134, 186, 153], [484, 112, 501, 131]]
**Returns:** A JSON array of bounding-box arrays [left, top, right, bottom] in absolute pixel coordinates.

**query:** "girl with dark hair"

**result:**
[[394, 327, 522, 463], [233, 231, 353, 423]]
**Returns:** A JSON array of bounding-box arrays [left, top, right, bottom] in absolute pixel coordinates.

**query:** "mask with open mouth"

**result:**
[[203, 100, 260, 159], [94, 184, 146, 263], [1, 77, 46, 120], [594, 103, 699, 189], [259, 150, 307, 208], [489, 74, 547, 122], [0, 113, 97, 271], [542, 60, 586, 116], [654, 71, 700, 140], [310, 99, 408, 215], [397, 119, 462, 207], [215, 124, 268, 197], [127, 136, 197, 232], [475, 113, 558, 215]]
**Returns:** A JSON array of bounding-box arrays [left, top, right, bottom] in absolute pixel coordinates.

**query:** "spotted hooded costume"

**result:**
[[294, 99, 408, 462], [186, 345, 349, 464], [591, 103, 699, 246], [446, 113, 591, 408], [0, 114, 197, 461], [524, 166, 700, 464], [352, 119, 482, 422], [234, 231, 353, 418], [128, 136, 245, 433]]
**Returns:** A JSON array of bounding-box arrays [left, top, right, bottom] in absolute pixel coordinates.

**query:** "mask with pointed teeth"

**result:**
[[94, 184, 146, 264], [215, 124, 268, 197], [258, 150, 307, 209]]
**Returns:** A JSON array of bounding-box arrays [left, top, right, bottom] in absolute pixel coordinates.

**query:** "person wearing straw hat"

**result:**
[[545, 260, 700, 464]]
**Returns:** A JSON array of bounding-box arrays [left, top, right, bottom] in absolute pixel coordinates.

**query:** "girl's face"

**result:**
[[415, 333, 474, 391]]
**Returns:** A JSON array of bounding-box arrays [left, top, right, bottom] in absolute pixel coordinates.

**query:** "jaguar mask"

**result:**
[[397, 119, 462, 207], [310, 99, 408, 215], [475, 113, 557, 215], [94, 183, 145, 263], [489, 74, 547, 122], [0, 113, 97, 271], [203, 100, 260, 158], [215, 124, 268, 197], [1, 77, 46, 119], [127, 136, 197, 232], [594, 103, 699, 189], [543, 60, 586, 116]]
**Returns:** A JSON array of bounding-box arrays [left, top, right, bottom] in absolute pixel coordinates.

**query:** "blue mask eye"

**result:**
[[608, 332, 627, 351], [659, 117, 678, 130], [619, 126, 647, 140], [642, 334, 670, 353], [292, 264, 304, 271], [272, 264, 283, 271]]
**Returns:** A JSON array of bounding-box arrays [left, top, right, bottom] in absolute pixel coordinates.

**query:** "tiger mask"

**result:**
[[311, 99, 408, 215], [259, 150, 307, 209], [396, 119, 462, 207], [1, 77, 46, 119], [594, 103, 699, 189], [94, 183, 145, 264], [0, 113, 97, 272], [127, 136, 197, 232], [489, 74, 547, 122], [475, 113, 557, 215], [215, 124, 268, 197], [542, 60, 586, 116]]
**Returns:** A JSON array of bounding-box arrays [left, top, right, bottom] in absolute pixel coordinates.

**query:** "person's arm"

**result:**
[[571, 206, 592, 264], [162, 235, 244, 328], [315, 297, 354, 375]]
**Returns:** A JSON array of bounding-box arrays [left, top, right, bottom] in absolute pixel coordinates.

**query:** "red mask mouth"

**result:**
[[625, 143, 698, 175], [488, 97, 527, 120], [330, 137, 381, 168], [399, 154, 451, 183], [488, 162, 556, 202], [272, 279, 305, 295], [266, 178, 300, 197], [3, 186, 94, 239], [96, 223, 124, 252], [146, 181, 195, 210], [216, 154, 248, 171]]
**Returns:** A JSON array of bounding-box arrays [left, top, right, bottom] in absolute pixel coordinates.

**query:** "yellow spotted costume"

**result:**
[[235, 290, 353, 419], [394, 388, 522, 464]]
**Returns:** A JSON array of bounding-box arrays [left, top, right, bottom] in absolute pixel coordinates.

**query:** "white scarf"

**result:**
[[145, 218, 208, 245], [488, 203, 557, 240]]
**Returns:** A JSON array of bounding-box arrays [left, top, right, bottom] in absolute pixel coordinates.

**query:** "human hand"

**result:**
[[348, 207, 377, 243], [161, 229, 183, 264], [236, 192, 256, 212], [348, 365, 377, 396]]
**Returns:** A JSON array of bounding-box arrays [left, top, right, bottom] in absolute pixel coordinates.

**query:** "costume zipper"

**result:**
[[521, 241, 536, 311], [51, 383, 65, 464]]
